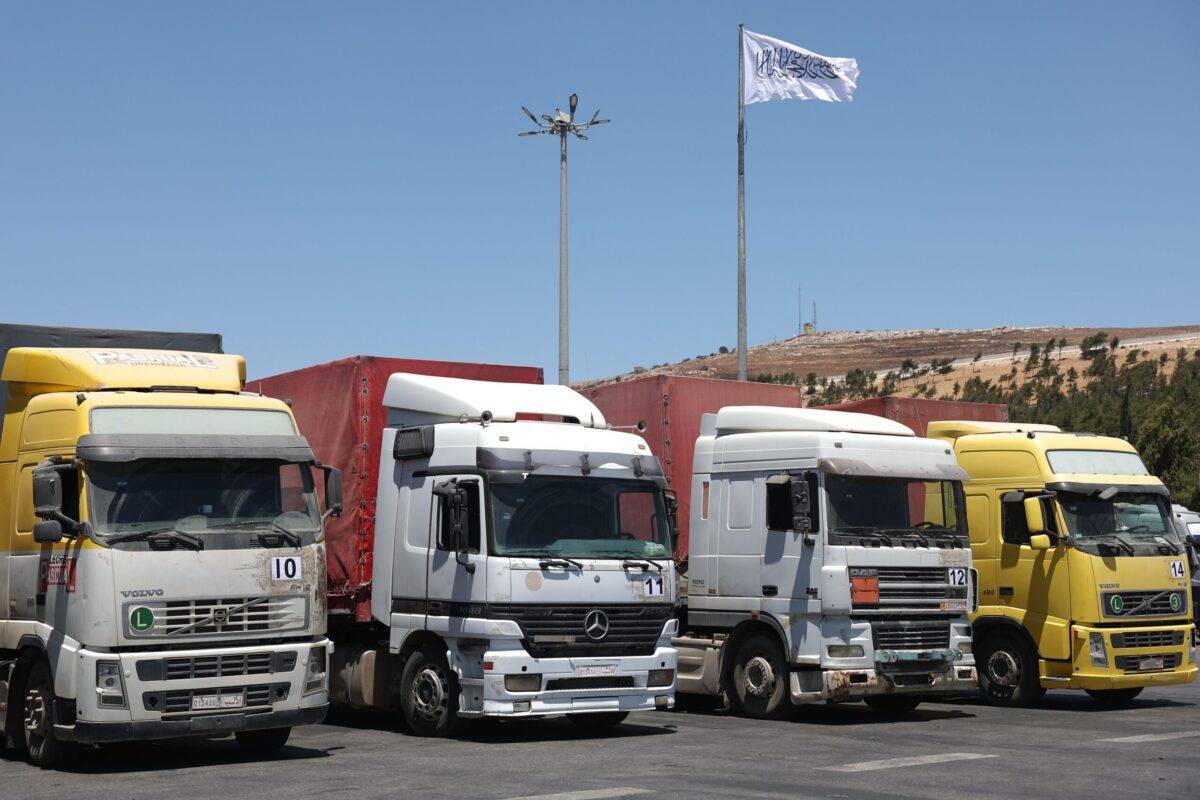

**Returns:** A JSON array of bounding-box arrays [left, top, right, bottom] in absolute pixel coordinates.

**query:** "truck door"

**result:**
[[997, 490, 1072, 660], [7, 460, 45, 621], [716, 473, 766, 599], [762, 471, 820, 610], [424, 475, 487, 623]]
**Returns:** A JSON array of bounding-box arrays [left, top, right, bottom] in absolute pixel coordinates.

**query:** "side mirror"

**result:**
[[33, 520, 64, 545], [434, 478, 475, 573], [317, 463, 344, 519], [1029, 533, 1052, 551], [1024, 497, 1046, 535], [663, 490, 680, 542], [32, 468, 63, 521], [791, 478, 813, 534]]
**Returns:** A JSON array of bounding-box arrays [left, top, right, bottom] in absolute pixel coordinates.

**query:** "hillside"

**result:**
[[579, 325, 1200, 397]]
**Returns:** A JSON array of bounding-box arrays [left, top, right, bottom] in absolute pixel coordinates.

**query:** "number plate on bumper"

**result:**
[[192, 694, 245, 711], [576, 664, 618, 678]]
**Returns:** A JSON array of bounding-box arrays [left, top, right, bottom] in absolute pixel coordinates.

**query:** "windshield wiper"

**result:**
[[507, 550, 583, 569], [1083, 533, 1136, 556], [105, 527, 204, 551], [833, 526, 894, 547], [221, 519, 302, 547], [617, 554, 665, 572], [883, 528, 930, 547]]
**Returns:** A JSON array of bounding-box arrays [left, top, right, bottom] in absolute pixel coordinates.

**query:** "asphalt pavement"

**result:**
[[5, 679, 1198, 800]]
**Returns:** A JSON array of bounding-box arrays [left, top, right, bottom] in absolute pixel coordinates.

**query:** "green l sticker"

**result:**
[[129, 606, 155, 632]]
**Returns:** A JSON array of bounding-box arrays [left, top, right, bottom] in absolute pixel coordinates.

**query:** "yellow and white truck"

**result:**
[[0, 325, 341, 767], [929, 420, 1196, 706]]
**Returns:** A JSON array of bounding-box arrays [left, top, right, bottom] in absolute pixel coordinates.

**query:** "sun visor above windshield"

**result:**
[[76, 434, 316, 463], [818, 456, 970, 482], [477, 446, 664, 482]]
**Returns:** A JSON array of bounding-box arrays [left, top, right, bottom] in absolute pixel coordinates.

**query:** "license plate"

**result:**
[[576, 664, 617, 678], [192, 694, 244, 711], [1139, 656, 1165, 671]]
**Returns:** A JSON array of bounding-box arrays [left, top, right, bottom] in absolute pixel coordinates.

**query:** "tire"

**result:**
[[234, 727, 292, 754], [729, 634, 791, 720], [21, 659, 75, 769], [566, 712, 629, 730], [400, 643, 460, 737], [1085, 688, 1143, 705], [863, 695, 922, 714], [977, 631, 1045, 708]]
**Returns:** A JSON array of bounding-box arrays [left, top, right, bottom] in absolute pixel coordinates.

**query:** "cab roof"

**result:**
[[383, 372, 607, 428], [713, 405, 914, 437], [1, 347, 246, 394]]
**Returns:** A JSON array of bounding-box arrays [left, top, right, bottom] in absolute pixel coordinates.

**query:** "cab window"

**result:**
[[1001, 493, 1056, 545]]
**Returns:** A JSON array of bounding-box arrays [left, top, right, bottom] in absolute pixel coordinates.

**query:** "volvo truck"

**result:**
[[671, 406, 978, 718], [259, 365, 677, 736], [929, 420, 1196, 706], [0, 327, 339, 767]]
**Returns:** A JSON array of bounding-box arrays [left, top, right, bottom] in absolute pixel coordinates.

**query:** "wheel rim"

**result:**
[[24, 686, 49, 747], [743, 655, 777, 698], [411, 664, 448, 721], [986, 649, 1020, 688]]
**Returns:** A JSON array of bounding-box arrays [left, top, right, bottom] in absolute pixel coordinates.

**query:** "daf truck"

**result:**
[[258, 363, 678, 736], [929, 420, 1196, 706], [670, 406, 978, 718], [0, 327, 340, 767]]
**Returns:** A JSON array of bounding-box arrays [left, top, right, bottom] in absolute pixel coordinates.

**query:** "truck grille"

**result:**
[[1111, 630, 1186, 649], [143, 683, 286, 717], [491, 604, 671, 658], [1114, 653, 1182, 673], [1101, 590, 1187, 618], [871, 619, 951, 651], [853, 567, 965, 610], [124, 596, 308, 638], [135, 652, 296, 682]]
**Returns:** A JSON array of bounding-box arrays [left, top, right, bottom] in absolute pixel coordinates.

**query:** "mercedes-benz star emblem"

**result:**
[[583, 609, 609, 641]]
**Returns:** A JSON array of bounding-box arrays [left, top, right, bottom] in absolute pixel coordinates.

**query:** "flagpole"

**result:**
[[736, 22, 748, 381]]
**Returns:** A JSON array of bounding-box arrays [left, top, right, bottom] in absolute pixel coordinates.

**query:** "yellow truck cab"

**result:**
[[928, 421, 1195, 707], [0, 340, 341, 767]]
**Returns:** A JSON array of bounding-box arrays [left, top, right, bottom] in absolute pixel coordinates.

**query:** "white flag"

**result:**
[[742, 29, 858, 105]]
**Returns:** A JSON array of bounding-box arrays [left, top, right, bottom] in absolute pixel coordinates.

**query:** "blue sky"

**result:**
[[3, 2, 1198, 382]]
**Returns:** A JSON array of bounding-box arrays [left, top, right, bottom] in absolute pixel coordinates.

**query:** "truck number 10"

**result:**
[[948, 568, 967, 586], [271, 556, 302, 581]]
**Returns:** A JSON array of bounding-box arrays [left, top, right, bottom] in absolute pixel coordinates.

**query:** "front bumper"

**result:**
[[468, 642, 677, 717], [792, 652, 978, 704], [59, 639, 331, 744], [1050, 622, 1197, 690]]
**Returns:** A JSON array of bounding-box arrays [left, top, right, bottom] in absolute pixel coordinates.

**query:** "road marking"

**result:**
[[500, 789, 651, 800], [1099, 731, 1200, 744], [819, 752, 996, 772]]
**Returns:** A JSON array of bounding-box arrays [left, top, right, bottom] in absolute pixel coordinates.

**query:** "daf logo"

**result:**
[[213, 607, 229, 625], [583, 609, 610, 641]]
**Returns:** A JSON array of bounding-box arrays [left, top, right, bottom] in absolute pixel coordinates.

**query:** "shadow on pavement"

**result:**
[[1, 737, 337, 775], [940, 691, 1196, 713], [669, 696, 975, 726]]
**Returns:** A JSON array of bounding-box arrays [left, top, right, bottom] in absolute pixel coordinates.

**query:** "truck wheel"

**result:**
[[1085, 688, 1143, 705], [566, 712, 629, 730], [400, 644, 459, 737], [22, 660, 75, 769], [864, 695, 922, 714], [234, 727, 292, 754], [730, 634, 791, 720], [978, 632, 1044, 708]]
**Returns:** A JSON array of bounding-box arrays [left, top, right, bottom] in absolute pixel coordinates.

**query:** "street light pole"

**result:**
[[519, 93, 609, 386]]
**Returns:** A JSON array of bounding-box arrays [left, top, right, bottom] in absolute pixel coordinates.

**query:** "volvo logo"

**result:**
[[583, 609, 609, 641], [213, 607, 229, 625]]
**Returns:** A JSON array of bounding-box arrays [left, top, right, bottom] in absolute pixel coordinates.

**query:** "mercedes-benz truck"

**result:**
[[0, 326, 340, 767]]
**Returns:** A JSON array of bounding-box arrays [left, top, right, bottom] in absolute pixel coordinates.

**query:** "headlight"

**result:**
[[1089, 632, 1108, 668], [303, 646, 328, 695], [96, 660, 127, 708], [504, 673, 542, 692], [648, 668, 675, 687], [957, 642, 973, 655], [827, 645, 864, 658]]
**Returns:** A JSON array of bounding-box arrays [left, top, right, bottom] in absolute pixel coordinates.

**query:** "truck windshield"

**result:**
[[825, 475, 967, 547], [87, 459, 321, 539], [1057, 490, 1181, 552], [489, 475, 671, 559]]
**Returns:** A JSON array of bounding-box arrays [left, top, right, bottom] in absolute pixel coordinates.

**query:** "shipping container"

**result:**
[[824, 396, 1008, 436], [252, 356, 543, 621], [0, 323, 222, 439], [585, 375, 1007, 561], [584, 376, 805, 561]]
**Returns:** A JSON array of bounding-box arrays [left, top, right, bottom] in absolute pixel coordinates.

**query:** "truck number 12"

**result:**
[[948, 568, 967, 586], [271, 556, 302, 581]]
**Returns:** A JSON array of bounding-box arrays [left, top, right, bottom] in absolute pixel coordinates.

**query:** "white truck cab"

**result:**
[[674, 406, 978, 717], [332, 374, 678, 735]]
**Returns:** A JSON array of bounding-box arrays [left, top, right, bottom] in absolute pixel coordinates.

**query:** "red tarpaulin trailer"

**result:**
[[253, 356, 543, 621], [585, 375, 1008, 562]]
